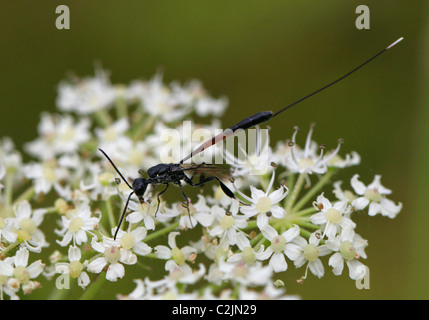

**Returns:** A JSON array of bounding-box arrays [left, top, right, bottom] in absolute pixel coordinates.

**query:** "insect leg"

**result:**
[[177, 181, 194, 228], [155, 183, 169, 217], [185, 175, 236, 200]]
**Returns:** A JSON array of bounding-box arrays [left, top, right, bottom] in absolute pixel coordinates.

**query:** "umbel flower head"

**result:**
[[0, 69, 402, 300]]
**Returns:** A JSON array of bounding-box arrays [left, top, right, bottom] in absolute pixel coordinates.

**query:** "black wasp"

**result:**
[[99, 37, 403, 239]]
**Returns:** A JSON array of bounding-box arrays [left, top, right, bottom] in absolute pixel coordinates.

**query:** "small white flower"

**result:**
[[238, 170, 288, 230], [87, 237, 137, 282], [207, 201, 248, 248], [282, 125, 343, 175], [114, 227, 152, 256], [10, 200, 48, 253], [326, 230, 368, 280], [0, 216, 18, 244], [332, 180, 358, 203], [218, 260, 273, 286], [311, 193, 355, 239], [23, 160, 71, 198], [55, 246, 90, 289], [55, 202, 100, 246], [128, 73, 192, 123], [194, 94, 228, 117], [56, 69, 116, 115], [292, 231, 331, 279], [260, 224, 301, 272], [126, 200, 158, 231], [224, 127, 273, 178], [350, 174, 402, 218], [25, 113, 91, 160], [154, 232, 197, 274], [1, 247, 45, 298]]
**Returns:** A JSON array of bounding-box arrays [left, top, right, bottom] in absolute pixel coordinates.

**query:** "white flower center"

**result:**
[[325, 208, 342, 224], [232, 263, 249, 278], [303, 243, 319, 262], [14, 266, 30, 284], [270, 235, 286, 253], [256, 196, 272, 213], [69, 261, 83, 278], [241, 247, 256, 265], [104, 246, 121, 264], [120, 232, 136, 250], [69, 217, 84, 233], [339, 241, 356, 261], [171, 247, 185, 266], [19, 218, 37, 235], [61, 127, 76, 141], [364, 188, 382, 202], [299, 157, 314, 169], [220, 215, 234, 230], [42, 164, 57, 183]]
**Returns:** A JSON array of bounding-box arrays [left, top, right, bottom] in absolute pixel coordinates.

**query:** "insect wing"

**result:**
[[177, 163, 232, 181]]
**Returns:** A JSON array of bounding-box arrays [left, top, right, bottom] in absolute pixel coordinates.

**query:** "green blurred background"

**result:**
[[0, 1, 427, 299]]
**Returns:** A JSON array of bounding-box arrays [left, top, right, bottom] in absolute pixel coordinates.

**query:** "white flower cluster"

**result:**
[[0, 70, 401, 300]]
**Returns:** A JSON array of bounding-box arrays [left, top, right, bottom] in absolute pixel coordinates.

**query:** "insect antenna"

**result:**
[[272, 37, 404, 118], [114, 191, 134, 240], [98, 148, 136, 240], [99, 148, 133, 190]]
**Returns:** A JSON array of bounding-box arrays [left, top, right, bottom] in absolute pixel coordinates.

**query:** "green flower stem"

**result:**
[[94, 110, 112, 128], [1, 240, 20, 256], [293, 206, 317, 217], [105, 197, 116, 232], [12, 186, 35, 209], [115, 97, 128, 119], [292, 168, 337, 212], [285, 173, 306, 213], [4, 171, 15, 208], [133, 115, 156, 142], [79, 271, 107, 300], [144, 221, 180, 242]]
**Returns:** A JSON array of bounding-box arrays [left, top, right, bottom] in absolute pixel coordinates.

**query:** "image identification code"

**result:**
[[172, 304, 257, 317]]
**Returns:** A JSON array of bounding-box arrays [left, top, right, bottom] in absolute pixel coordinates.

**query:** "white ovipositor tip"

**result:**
[[386, 37, 404, 50]]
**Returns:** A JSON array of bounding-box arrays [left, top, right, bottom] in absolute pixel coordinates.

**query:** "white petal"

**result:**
[[15, 247, 29, 267], [347, 260, 366, 280], [328, 252, 344, 276], [270, 205, 286, 219], [380, 198, 402, 218], [368, 202, 382, 216], [106, 263, 125, 281], [256, 213, 269, 230], [131, 227, 147, 241], [154, 245, 172, 259], [310, 212, 327, 225], [27, 260, 45, 278], [308, 259, 324, 278], [68, 246, 81, 261], [133, 242, 152, 256], [261, 224, 278, 241], [87, 257, 107, 273], [78, 272, 90, 288], [168, 231, 180, 249], [270, 252, 287, 272], [285, 243, 302, 261], [269, 187, 287, 204], [352, 197, 369, 210], [0, 261, 14, 276], [16, 200, 32, 219], [350, 174, 366, 195], [282, 224, 300, 242], [368, 175, 391, 195]]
